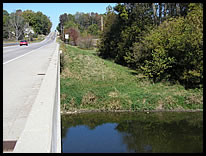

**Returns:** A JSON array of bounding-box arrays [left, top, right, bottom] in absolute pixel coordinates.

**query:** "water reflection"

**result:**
[[61, 112, 203, 153]]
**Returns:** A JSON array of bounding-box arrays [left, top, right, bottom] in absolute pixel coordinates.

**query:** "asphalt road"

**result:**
[[3, 32, 58, 144], [3, 32, 56, 64]]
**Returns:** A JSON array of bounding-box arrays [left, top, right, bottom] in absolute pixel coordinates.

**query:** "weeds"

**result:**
[[60, 43, 203, 112]]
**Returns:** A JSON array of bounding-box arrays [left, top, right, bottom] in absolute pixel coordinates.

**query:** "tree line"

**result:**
[[97, 3, 203, 89], [57, 12, 103, 49], [57, 12, 102, 37], [3, 9, 52, 41]]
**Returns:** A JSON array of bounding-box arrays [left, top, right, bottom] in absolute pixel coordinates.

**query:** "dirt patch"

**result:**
[[61, 68, 73, 78], [185, 94, 203, 105], [165, 96, 176, 105], [61, 109, 203, 115], [142, 98, 146, 104], [61, 93, 67, 101], [62, 67, 82, 80], [156, 99, 164, 110], [81, 92, 97, 106], [109, 99, 122, 110], [108, 91, 118, 97]]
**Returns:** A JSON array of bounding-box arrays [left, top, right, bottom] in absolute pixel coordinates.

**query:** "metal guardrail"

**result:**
[[51, 43, 61, 153], [13, 43, 61, 153], [3, 43, 19, 47]]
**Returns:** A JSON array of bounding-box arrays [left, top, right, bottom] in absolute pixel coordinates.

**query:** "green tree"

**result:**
[[60, 13, 68, 26], [87, 24, 99, 36], [31, 11, 52, 35], [3, 10, 11, 39], [97, 5, 120, 59], [64, 20, 78, 29], [22, 10, 36, 27], [98, 3, 202, 88], [98, 3, 154, 64], [141, 48, 175, 83], [114, 3, 153, 65], [133, 3, 202, 88]]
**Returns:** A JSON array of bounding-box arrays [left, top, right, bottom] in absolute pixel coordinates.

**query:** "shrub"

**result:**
[[77, 35, 93, 50], [130, 3, 203, 88], [141, 48, 175, 83], [87, 24, 100, 37], [64, 27, 80, 46]]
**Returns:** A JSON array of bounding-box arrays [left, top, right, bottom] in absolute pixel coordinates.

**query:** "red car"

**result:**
[[20, 40, 28, 46]]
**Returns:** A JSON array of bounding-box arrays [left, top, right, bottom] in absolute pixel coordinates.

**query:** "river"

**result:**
[[61, 111, 203, 153]]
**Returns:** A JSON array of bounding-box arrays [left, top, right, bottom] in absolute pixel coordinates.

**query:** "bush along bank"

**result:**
[[59, 42, 203, 113]]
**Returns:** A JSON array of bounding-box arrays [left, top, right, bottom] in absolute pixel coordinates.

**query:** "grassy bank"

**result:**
[[60, 42, 203, 112]]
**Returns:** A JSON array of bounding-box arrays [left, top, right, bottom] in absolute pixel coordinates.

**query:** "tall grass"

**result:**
[[60, 43, 203, 112]]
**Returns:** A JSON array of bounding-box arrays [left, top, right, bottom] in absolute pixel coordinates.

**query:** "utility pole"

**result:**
[[61, 24, 63, 35], [101, 16, 103, 31], [61, 24, 64, 41]]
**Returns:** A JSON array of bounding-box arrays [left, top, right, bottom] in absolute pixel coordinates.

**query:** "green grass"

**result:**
[[60, 43, 203, 112]]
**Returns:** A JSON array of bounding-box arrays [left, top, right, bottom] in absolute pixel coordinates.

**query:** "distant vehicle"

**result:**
[[20, 40, 28, 46]]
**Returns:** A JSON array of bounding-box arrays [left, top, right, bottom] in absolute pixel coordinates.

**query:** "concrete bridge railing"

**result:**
[[13, 43, 61, 153]]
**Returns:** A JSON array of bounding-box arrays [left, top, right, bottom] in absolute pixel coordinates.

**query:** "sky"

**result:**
[[3, 3, 116, 32]]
